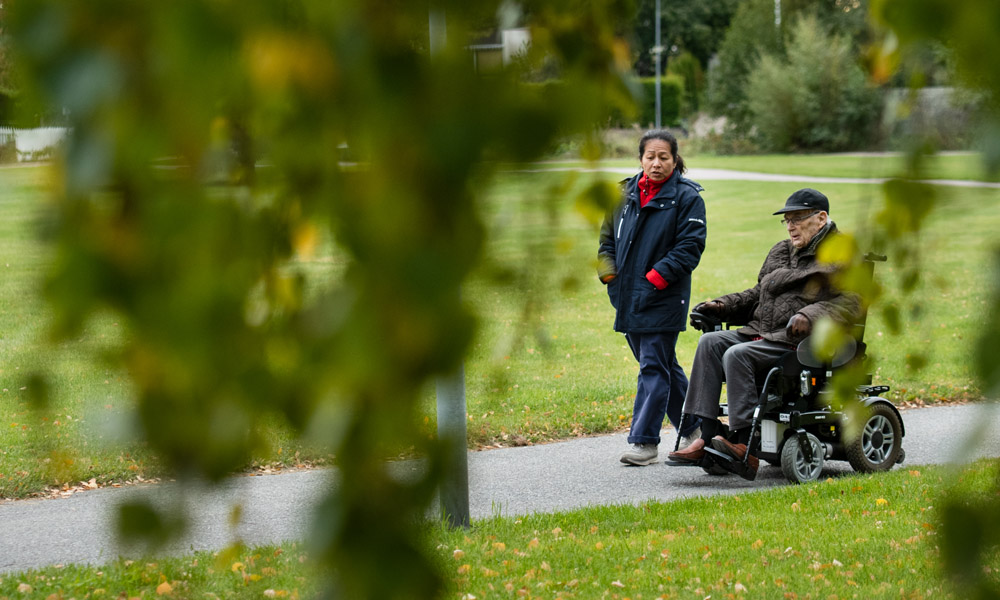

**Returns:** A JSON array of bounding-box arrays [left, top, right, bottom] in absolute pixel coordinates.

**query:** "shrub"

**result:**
[[0, 138, 15, 163], [705, 0, 782, 134], [667, 51, 704, 117], [746, 15, 882, 152], [608, 76, 683, 128]]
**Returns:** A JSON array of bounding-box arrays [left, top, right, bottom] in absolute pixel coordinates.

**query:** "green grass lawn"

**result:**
[[0, 155, 997, 498], [4, 458, 998, 599]]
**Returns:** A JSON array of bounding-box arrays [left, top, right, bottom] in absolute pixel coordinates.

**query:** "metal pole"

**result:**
[[654, 0, 662, 129], [429, 8, 447, 56], [436, 367, 470, 528], [429, 7, 470, 529]]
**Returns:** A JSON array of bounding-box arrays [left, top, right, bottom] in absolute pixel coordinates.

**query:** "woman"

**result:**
[[597, 130, 706, 465]]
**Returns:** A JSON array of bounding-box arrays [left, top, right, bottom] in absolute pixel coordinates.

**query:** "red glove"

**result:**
[[645, 269, 668, 290]]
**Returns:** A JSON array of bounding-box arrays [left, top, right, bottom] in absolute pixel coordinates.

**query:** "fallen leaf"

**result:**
[[156, 581, 172, 595]]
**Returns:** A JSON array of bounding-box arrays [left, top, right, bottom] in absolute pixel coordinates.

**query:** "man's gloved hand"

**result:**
[[694, 301, 724, 315], [786, 313, 811, 339]]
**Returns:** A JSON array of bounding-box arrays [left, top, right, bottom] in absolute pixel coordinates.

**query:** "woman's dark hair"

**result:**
[[638, 129, 686, 174]]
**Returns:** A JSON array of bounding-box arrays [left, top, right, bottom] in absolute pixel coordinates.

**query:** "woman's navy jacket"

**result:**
[[598, 169, 707, 333]]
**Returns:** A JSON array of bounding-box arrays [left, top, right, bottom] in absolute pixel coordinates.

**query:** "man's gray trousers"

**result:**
[[683, 329, 794, 430]]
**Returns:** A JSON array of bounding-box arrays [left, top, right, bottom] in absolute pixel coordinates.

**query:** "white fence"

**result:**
[[0, 127, 68, 161]]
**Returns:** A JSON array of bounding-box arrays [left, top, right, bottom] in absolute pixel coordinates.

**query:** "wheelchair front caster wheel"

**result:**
[[781, 432, 825, 484]]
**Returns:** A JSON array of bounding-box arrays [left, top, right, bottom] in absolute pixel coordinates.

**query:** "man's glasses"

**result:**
[[780, 210, 820, 226]]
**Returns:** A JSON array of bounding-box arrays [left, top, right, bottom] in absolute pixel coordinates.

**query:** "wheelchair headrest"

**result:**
[[796, 335, 857, 369]]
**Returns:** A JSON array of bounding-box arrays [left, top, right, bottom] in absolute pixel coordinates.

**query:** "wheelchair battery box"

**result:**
[[760, 420, 787, 454]]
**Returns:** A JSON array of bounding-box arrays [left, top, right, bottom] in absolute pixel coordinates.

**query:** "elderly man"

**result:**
[[667, 188, 861, 476]]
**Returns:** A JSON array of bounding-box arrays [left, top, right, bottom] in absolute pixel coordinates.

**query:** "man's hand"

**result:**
[[786, 313, 811, 339], [694, 301, 723, 315]]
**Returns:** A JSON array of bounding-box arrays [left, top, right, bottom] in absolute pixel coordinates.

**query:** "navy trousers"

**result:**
[[625, 332, 701, 445]]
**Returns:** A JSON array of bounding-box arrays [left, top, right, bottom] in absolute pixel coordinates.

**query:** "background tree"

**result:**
[[746, 15, 881, 151], [624, 0, 738, 127], [705, 0, 784, 136], [8, 0, 634, 597], [707, 0, 876, 144], [632, 0, 739, 76], [0, 0, 13, 120]]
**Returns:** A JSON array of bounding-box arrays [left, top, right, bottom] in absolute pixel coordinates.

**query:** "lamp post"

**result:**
[[653, 0, 662, 128]]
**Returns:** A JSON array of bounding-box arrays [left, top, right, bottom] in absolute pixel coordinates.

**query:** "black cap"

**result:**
[[773, 188, 829, 215]]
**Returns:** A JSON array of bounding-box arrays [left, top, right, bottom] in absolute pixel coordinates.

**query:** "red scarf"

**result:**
[[639, 172, 670, 207]]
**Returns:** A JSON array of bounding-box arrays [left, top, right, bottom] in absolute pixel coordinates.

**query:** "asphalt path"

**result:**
[[1, 402, 998, 575], [518, 165, 1000, 189]]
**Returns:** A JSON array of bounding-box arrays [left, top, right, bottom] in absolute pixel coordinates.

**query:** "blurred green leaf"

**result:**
[[975, 250, 1000, 397], [809, 317, 851, 365], [906, 352, 928, 371], [10, 0, 636, 596], [876, 178, 936, 239], [882, 302, 902, 335], [117, 500, 186, 552], [574, 179, 620, 226]]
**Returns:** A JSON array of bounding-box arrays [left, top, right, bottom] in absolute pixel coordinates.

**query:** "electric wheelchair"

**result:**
[[674, 253, 905, 484]]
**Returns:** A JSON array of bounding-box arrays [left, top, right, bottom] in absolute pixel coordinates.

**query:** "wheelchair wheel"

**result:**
[[780, 432, 825, 484], [846, 402, 902, 473]]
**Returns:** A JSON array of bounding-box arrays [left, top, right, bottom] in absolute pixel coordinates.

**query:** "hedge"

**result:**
[[610, 76, 684, 128]]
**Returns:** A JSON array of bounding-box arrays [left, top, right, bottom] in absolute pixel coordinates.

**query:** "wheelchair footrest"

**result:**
[[704, 447, 758, 482], [664, 459, 703, 467]]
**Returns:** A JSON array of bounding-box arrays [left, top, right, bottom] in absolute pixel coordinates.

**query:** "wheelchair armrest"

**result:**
[[690, 311, 723, 333], [723, 316, 751, 329]]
